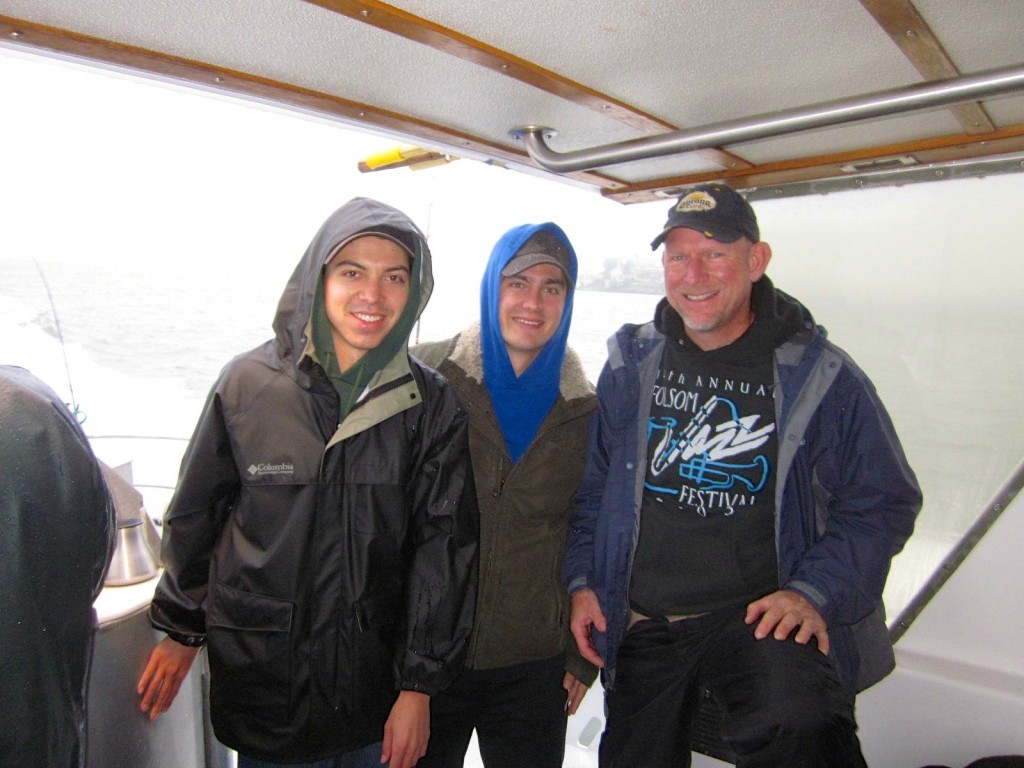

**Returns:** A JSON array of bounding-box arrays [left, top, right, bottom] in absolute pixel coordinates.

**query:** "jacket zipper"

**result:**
[[347, 372, 415, 415]]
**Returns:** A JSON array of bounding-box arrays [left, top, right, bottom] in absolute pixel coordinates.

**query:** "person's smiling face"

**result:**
[[661, 227, 771, 350], [323, 236, 411, 371], [498, 262, 568, 376]]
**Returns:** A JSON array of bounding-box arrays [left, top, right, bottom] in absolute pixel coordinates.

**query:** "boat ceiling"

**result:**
[[3, 0, 1024, 203]]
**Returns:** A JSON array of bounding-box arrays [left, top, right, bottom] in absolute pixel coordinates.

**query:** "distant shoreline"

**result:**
[[576, 280, 661, 296]]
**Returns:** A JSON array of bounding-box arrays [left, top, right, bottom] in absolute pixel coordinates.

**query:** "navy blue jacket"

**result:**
[[564, 285, 921, 692]]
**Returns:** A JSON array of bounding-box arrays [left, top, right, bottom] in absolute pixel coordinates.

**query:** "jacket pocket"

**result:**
[[207, 581, 294, 725]]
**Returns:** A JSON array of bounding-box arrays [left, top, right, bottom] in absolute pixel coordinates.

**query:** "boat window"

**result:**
[[3, 45, 1022, 633]]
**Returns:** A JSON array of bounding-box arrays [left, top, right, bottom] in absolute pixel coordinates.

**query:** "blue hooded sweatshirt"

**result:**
[[479, 222, 578, 462]]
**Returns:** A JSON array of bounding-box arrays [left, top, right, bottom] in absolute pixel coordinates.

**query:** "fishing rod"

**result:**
[[31, 256, 84, 424]]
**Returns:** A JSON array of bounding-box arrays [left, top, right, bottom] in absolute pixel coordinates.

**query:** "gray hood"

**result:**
[[272, 197, 434, 365]]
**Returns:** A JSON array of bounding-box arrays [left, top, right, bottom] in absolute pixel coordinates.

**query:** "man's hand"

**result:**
[[137, 637, 201, 720], [562, 671, 590, 716], [381, 690, 430, 768], [569, 589, 606, 669], [744, 589, 830, 654]]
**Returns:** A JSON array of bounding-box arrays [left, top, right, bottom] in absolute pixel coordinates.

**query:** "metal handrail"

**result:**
[[511, 63, 1024, 174], [889, 457, 1024, 644], [87, 434, 189, 442]]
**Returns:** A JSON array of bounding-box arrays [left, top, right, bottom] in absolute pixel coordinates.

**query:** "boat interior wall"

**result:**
[[3, 0, 1024, 201], [857, 464, 1024, 766], [87, 606, 228, 768]]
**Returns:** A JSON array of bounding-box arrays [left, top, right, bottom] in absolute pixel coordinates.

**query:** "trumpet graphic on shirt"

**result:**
[[646, 395, 774, 493]]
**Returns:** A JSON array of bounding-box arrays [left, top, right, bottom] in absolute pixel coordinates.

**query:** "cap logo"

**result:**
[[675, 191, 717, 214]]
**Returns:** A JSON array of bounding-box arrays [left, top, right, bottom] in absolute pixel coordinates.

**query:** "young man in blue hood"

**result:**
[[565, 184, 922, 767], [137, 198, 479, 768], [413, 223, 597, 768]]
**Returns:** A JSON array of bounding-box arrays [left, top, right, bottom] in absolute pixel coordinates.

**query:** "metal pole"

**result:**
[[511, 63, 1024, 174]]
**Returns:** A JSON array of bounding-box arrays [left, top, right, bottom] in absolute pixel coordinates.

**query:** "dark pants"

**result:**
[[417, 655, 568, 768], [600, 608, 867, 768], [237, 742, 382, 768]]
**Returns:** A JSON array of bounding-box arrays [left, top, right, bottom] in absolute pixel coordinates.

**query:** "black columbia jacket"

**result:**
[[149, 198, 479, 762]]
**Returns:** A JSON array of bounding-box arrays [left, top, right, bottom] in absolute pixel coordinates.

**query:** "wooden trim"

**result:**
[[10, 9, 1013, 206], [604, 124, 1024, 202], [302, 0, 754, 172], [0, 13, 629, 192], [858, 0, 994, 133], [302, 0, 672, 134]]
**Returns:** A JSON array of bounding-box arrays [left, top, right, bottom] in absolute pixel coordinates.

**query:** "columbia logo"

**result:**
[[247, 462, 295, 477]]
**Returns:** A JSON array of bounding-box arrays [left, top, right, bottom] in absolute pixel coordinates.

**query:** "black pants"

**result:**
[[417, 655, 568, 768], [600, 608, 867, 768]]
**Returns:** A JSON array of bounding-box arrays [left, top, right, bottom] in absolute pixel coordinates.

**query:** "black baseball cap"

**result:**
[[650, 184, 760, 250]]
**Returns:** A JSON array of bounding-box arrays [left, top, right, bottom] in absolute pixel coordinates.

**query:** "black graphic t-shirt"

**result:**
[[629, 300, 783, 617]]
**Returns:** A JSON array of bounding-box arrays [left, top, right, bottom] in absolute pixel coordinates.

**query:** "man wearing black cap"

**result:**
[[136, 198, 479, 768], [414, 223, 597, 768], [564, 184, 921, 766]]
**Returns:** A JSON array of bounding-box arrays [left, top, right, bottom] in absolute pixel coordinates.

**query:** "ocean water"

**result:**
[[0, 255, 657, 508], [2, 253, 1022, 624], [0, 255, 658, 418]]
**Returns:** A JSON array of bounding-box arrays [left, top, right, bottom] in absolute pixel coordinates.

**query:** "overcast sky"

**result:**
[[0, 45, 666, 310]]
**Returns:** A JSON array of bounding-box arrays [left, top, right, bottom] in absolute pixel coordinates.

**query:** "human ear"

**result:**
[[749, 241, 772, 280]]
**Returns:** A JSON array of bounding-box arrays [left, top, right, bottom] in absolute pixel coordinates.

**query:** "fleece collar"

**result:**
[[448, 322, 593, 403]]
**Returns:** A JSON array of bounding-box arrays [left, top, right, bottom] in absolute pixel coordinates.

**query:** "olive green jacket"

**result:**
[[414, 323, 597, 685]]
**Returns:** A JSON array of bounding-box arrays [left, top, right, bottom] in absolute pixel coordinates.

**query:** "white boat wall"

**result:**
[[857, 464, 1024, 766]]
